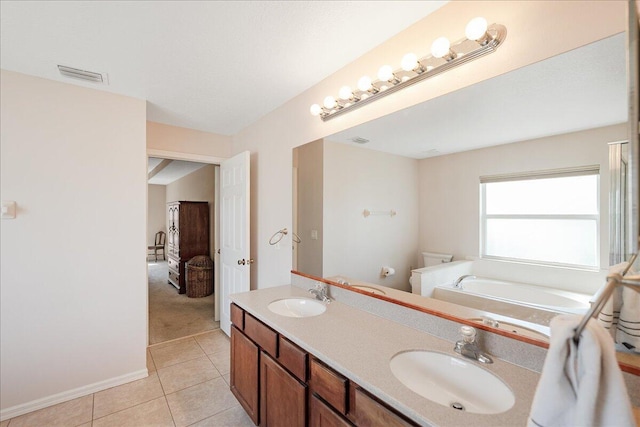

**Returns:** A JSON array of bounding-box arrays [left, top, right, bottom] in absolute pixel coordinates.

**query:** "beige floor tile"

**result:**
[[189, 405, 254, 427], [6, 395, 93, 427], [147, 349, 157, 374], [222, 373, 231, 386], [157, 356, 220, 394], [207, 350, 230, 375], [93, 373, 164, 419], [149, 335, 194, 351], [93, 396, 174, 427], [0, 420, 9, 427], [194, 330, 229, 355], [166, 377, 238, 427], [150, 338, 206, 369], [76, 423, 92, 427]]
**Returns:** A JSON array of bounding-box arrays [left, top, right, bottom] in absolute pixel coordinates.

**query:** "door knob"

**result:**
[[248, 258, 255, 264]]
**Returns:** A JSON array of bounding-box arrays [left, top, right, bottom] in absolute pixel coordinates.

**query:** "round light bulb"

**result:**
[[309, 104, 322, 116], [431, 37, 451, 58], [338, 85, 353, 100], [323, 96, 337, 109], [465, 17, 488, 41], [401, 53, 418, 71], [377, 65, 394, 82], [357, 75, 372, 92]]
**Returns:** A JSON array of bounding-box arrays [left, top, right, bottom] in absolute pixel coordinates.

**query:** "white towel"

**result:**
[[597, 263, 640, 352], [528, 315, 634, 427]]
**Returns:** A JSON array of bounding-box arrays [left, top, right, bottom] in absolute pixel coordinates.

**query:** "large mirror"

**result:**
[[293, 31, 638, 357]]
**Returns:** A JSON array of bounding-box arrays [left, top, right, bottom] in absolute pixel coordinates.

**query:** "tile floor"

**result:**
[[1, 330, 254, 427]]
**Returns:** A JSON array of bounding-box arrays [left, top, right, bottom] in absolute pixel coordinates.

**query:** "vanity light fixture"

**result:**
[[309, 17, 506, 121]]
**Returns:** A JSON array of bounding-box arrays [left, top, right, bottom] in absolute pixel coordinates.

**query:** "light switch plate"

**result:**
[[2, 201, 16, 219]]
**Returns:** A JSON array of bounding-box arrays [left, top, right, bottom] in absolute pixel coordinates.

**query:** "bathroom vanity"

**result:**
[[230, 303, 415, 426], [229, 285, 541, 426]]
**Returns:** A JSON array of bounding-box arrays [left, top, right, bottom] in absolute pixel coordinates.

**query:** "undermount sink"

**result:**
[[389, 351, 515, 414], [267, 298, 326, 318], [351, 285, 386, 295]]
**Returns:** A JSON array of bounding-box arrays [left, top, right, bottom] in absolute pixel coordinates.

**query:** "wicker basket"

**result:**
[[186, 255, 213, 298]]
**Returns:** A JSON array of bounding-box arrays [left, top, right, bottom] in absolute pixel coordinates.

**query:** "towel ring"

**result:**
[[269, 228, 288, 245], [292, 232, 301, 244]]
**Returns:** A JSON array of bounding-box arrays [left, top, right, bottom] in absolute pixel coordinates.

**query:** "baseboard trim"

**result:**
[[0, 368, 149, 421]]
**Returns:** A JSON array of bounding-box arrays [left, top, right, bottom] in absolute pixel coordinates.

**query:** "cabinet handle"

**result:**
[[238, 259, 246, 265]]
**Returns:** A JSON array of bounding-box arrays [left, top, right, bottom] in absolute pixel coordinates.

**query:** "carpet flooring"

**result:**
[[148, 260, 219, 344]]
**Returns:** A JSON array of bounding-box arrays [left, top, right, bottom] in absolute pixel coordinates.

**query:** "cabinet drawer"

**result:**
[[167, 257, 180, 272], [310, 358, 348, 415], [278, 336, 307, 382], [230, 304, 244, 330], [244, 314, 278, 358], [168, 270, 180, 285], [352, 386, 416, 427]]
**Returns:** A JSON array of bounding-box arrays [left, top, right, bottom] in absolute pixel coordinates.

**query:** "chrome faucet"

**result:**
[[453, 274, 476, 289], [309, 282, 331, 303], [454, 325, 493, 364]]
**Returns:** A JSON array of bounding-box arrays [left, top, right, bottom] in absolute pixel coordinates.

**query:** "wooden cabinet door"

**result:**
[[260, 352, 306, 427], [310, 394, 352, 427], [230, 326, 259, 425]]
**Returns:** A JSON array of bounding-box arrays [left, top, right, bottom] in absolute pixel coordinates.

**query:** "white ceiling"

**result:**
[[327, 33, 627, 159], [0, 1, 447, 136]]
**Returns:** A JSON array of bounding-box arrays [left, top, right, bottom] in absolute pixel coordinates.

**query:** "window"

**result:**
[[480, 166, 599, 269]]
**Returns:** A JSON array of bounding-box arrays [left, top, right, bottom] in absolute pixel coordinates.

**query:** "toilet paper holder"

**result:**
[[381, 266, 395, 277]]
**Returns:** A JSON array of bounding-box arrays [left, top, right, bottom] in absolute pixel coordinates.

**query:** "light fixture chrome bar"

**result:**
[[57, 65, 105, 83], [318, 24, 507, 122]]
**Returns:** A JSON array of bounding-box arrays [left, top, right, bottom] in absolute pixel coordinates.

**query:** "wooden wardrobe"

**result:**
[[167, 201, 209, 294]]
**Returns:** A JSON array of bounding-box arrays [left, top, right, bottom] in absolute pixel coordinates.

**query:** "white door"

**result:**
[[213, 165, 221, 322], [220, 151, 250, 336]]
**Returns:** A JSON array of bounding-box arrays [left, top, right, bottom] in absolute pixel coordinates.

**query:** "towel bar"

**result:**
[[573, 251, 640, 344]]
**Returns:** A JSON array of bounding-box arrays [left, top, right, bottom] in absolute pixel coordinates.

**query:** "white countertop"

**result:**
[[230, 285, 540, 427]]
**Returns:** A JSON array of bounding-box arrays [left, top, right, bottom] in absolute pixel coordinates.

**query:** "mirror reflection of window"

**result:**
[[481, 167, 600, 269]]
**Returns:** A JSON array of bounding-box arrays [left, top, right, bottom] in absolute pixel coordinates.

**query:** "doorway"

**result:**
[[147, 152, 222, 344]]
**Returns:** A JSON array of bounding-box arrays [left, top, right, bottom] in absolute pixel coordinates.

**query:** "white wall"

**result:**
[[0, 70, 147, 417], [323, 141, 419, 290], [147, 184, 167, 246], [165, 164, 216, 254], [231, 1, 626, 290], [418, 124, 625, 269], [147, 121, 232, 160]]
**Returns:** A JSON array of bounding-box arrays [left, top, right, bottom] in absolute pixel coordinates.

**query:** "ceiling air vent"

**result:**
[[350, 137, 370, 144], [57, 65, 107, 84]]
